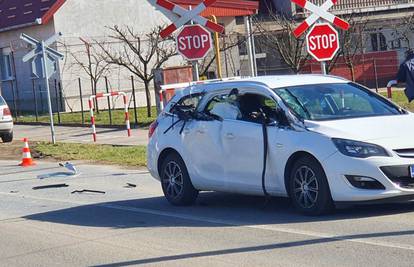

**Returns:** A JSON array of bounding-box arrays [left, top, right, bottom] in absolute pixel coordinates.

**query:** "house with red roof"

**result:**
[[0, 0, 258, 113]]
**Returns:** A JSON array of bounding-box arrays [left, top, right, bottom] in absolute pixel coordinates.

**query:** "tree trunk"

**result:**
[[348, 64, 356, 81], [144, 81, 152, 117]]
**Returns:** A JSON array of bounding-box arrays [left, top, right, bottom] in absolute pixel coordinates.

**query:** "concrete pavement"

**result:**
[[13, 124, 148, 146], [2, 160, 414, 266]]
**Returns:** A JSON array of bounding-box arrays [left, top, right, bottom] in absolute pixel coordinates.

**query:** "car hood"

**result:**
[[305, 114, 414, 149]]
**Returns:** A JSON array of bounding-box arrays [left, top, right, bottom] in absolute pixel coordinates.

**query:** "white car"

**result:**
[[147, 75, 414, 215], [0, 95, 13, 143]]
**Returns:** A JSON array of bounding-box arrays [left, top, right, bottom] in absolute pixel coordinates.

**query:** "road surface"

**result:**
[[1, 160, 414, 266]]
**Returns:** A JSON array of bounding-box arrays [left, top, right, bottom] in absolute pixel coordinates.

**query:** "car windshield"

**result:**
[[274, 83, 402, 121]]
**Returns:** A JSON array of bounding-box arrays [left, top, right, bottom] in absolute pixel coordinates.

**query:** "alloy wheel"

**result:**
[[293, 166, 319, 209], [162, 161, 184, 199]]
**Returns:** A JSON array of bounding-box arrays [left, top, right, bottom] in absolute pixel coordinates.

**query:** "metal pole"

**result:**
[[11, 51, 21, 117], [244, 16, 257, 77], [41, 40, 56, 144], [373, 59, 379, 93], [9, 80, 18, 120], [210, 15, 222, 79], [54, 79, 61, 124], [131, 76, 138, 127], [78, 78, 85, 125], [189, 6, 199, 81], [32, 79, 39, 122], [105, 76, 112, 125], [321, 61, 327, 75]]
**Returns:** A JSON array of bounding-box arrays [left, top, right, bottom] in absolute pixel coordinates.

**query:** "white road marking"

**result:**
[[1, 191, 414, 251]]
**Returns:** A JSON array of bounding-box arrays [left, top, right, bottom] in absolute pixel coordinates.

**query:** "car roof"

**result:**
[[244, 74, 348, 89], [177, 74, 349, 97]]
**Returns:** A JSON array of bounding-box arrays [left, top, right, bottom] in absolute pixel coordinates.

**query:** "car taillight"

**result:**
[[148, 120, 158, 138], [3, 107, 11, 116]]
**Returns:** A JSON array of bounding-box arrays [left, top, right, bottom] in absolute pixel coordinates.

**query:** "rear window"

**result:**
[[0, 96, 6, 106]]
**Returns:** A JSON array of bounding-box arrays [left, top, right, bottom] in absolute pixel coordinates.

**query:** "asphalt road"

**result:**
[[2, 160, 414, 266]]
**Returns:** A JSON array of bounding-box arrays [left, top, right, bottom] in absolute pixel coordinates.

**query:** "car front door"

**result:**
[[222, 91, 283, 195]]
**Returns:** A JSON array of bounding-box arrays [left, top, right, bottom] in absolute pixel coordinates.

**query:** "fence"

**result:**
[[6, 75, 156, 128]]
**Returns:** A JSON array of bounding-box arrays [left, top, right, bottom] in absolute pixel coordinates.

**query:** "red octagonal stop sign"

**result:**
[[176, 25, 212, 61], [306, 23, 339, 62]]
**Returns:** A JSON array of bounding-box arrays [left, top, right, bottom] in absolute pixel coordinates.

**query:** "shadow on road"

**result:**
[[24, 191, 414, 229]]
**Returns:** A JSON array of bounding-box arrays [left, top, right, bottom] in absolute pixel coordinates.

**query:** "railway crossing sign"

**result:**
[[306, 23, 339, 62], [176, 25, 212, 60], [291, 0, 350, 38], [153, 0, 225, 38], [20, 32, 64, 144]]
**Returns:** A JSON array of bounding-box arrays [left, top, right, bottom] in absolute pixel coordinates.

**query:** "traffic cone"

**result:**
[[19, 138, 36, 167]]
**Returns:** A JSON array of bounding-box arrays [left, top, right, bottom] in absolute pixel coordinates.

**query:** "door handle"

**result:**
[[196, 129, 205, 134], [225, 133, 235, 139]]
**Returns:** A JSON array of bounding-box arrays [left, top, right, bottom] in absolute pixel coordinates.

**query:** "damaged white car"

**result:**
[[147, 75, 414, 215]]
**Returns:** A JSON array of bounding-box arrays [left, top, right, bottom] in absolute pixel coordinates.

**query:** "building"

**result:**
[[0, 0, 258, 114]]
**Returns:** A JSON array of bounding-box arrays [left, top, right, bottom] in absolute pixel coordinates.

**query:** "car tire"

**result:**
[[160, 153, 198, 206], [2, 131, 13, 143], [288, 155, 334, 215]]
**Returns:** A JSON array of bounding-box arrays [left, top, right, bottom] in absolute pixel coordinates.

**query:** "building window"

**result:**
[[0, 48, 14, 81], [370, 32, 387, 52], [235, 16, 244, 25]]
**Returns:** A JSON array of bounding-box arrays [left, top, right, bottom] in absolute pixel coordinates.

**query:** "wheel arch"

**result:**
[[157, 147, 181, 177], [284, 151, 325, 196]]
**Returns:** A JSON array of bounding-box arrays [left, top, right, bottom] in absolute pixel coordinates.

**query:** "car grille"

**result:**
[[394, 149, 414, 158], [380, 165, 414, 189]]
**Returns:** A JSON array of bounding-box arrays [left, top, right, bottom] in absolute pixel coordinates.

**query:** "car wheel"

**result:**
[[289, 155, 333, 215], [160, 153, 198, 206], [1, 131, 13, 143]]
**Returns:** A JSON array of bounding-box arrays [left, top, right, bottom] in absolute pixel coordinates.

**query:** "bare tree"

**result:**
[[198, 33, 247, 77], [98, 25, 176, 117], [326, 14, 370, 81], [70, 38, 110, 112], [254, 13, 309, 73], [391, 13, 414, 51]]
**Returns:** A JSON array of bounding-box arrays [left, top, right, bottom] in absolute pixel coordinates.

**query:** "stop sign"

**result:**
[[306, 23, 339, 62], [176, 25, 212, 61]]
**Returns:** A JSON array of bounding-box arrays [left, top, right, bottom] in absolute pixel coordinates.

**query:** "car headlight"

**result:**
[[332, 138, 390, 158]]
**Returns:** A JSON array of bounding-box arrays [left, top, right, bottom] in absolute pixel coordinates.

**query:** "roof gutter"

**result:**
[[0, 19, 42, 34]]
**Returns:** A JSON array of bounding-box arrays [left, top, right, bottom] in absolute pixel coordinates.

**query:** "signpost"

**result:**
[[291, 0, 349, 75], [21, 33, 64, 144], [149, 0, 224, 81], [176, 25, 212, 61]]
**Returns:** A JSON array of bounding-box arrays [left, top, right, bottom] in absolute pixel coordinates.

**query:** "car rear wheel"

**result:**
[[1, 131, 13, 143], [288, 155, 333, 215], [160, 153, 198, 206]]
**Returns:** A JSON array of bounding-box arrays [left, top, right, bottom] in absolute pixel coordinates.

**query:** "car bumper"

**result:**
[[323, 151, 414, 202], [147, 138, 160, 181], [0, 120, 13, 132]]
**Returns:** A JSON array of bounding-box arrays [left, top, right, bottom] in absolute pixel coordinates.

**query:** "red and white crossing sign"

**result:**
[[176, 25, 212, 60], [155, 0, 225, 38], [292, 0, 350, 38], [306, 23, 339, 62]]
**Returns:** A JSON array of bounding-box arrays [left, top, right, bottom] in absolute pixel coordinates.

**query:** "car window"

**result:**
[[0, 96, 6, 106], [170, 94, 203, 114], [275, 83, 401, 121], [236, 93, 279, 124], [206, 93, 241, 120]]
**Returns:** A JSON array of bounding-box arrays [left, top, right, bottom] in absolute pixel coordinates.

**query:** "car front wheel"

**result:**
[[289, 155, 333, 215], [160, 153, 198, 206], [1, 131, 13, 143]]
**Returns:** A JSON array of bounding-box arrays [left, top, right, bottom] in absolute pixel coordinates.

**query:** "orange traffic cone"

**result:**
[[19, 138, 36, 167]]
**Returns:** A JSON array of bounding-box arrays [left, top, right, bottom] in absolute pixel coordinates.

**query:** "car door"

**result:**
[[222, 91, 283, 195], [180, 92, 229, 191]]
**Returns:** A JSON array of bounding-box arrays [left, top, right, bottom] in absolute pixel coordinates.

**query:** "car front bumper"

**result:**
[[0, 120, 13, 133], [323, 151, 414, 202]]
